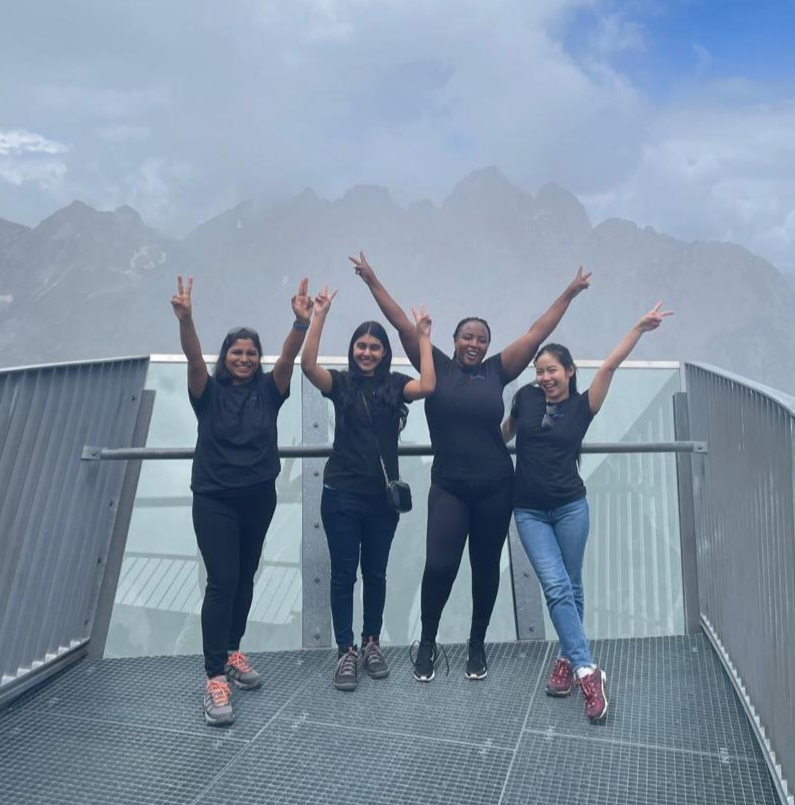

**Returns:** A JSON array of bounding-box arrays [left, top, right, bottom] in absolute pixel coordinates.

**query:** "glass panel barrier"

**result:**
[[105, 361, 303, 657], [105, 358, 684, 658]]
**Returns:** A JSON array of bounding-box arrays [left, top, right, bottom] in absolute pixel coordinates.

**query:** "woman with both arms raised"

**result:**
[[301, 283, 436, 691], [171, 275, 312, 725], [501, 302, 673, 722], [352, 251, 590, 682]]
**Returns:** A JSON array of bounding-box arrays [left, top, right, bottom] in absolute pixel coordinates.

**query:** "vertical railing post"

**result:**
[[507, 523, 547, 640], [89, 388, 155, 658], [673, 391, 701, 634], [301, 374, 332, 648]]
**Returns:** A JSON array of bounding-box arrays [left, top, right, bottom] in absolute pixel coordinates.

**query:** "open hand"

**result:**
[[637, 302, 674, 332], [314, 284, 338, 317], [566, 266, 592, 298], [171, 275, 193, 321], [411, 304, 432, 338], [349, 251, 376, 285], [291, 277, 313, 324]]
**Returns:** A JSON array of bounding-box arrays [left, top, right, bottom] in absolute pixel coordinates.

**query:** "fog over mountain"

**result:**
[[1, 167, 793, 394]]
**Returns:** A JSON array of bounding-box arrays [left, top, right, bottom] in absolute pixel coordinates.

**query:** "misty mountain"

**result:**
[[1, 167, 794, 395]]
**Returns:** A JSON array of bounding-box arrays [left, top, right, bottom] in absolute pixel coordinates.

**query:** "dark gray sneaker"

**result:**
[[204, 676, 234, 726], [465, 639, 488, 680], [225, 651, 261, 690], [334, 646, 359, 691], [361, 637, 389, 679]]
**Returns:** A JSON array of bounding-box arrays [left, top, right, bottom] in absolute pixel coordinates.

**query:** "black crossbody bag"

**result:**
[[361, 392, 413, 513]]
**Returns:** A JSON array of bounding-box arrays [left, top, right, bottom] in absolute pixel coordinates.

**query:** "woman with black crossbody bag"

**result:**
[[301, 284, 436, 691]]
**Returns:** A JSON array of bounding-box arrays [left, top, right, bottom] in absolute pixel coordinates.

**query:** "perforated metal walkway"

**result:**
[[0, 635, 780, 805]]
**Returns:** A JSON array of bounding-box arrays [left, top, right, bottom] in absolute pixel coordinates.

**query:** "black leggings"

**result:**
[[192, 483, 277, 677], [420, 478, 513, 644]]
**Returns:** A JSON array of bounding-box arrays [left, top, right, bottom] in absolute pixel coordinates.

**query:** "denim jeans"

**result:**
[[321, 486, 399, 650], [514, 497, 592, 669]]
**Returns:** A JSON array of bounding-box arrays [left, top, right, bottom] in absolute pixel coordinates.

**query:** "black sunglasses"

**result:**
[[541, 402, 563, 429]]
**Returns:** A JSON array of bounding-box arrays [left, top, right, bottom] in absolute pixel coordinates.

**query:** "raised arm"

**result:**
[[300, 284, 337, 394], [588, 302, 673, 415], [402, 305, 436, 401], [350, 251, 421, 370], [272, 277, 313, 396], [171, 275, 209, 399], [500, 266, 592, 382]]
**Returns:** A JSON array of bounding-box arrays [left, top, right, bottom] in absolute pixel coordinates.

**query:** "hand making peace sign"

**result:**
[[411, 304, 432, 338], [637, 302, 674, 332], [171, 275, 194, 321], [291, 277, 313, 324], [313, 284, 338, 317], [566, 266, 592, 299]]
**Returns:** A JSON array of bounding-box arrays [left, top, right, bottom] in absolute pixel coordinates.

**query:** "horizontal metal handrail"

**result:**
[[82, 441, 707, 461]]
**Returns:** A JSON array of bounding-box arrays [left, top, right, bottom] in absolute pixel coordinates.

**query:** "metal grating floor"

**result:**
[[0, 635, 781, 805]]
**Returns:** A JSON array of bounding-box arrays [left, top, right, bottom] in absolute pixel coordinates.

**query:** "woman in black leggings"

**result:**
[[352, 252, 590, 681], [171, 274, 312, 725]]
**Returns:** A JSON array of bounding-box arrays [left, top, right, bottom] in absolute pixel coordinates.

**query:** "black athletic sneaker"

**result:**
[[412, 640, 437, 682], [334, 646, 359, 691], [361, 637, 389, 679], [465, 639, 488, 680]]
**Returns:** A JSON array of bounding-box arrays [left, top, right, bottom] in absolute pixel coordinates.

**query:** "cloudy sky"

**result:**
[[1, 0, 793, 270]]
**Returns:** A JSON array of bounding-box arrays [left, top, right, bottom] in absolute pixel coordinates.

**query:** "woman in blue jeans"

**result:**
[[301, 284, 436, 691], [502, 302, 672, 722]]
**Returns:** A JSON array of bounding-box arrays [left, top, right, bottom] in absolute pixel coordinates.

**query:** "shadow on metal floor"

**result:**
[[0, 634, 780, 805]]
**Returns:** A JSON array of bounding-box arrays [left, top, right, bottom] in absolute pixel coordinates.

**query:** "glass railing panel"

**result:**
[[506, 364, 685, 639], [105, 357, 684, 657], [105, 360, 303, 657], [315, 360, 516, 645]]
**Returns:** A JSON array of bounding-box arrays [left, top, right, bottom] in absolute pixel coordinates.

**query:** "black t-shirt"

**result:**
[[424, 346, 513, 483], [322, 370, 413, 496], [189, 372, 289, 495], [512, 384, 594, 510]]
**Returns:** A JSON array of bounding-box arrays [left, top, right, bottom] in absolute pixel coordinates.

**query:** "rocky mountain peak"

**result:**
[[444, 166, 528, 214]]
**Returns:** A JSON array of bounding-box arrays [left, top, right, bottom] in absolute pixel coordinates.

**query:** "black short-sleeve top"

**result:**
[[189, 372, 289, 495], [424, 346, 513, 483], [322, 370, 413, 496], [511, 384, 595, 510]]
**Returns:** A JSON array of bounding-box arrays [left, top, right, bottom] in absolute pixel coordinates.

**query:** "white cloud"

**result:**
[[589, 13, 648, 54], [0, 157, 67, 191], [581, 99, 795, 271], [0, 130, 68, 156], [0, 0, 792, 277]]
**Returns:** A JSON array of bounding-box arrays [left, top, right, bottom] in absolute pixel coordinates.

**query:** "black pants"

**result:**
[[192, 483, 277, 677], [420, 478, 513, 644], [321, 486, 399, 650]]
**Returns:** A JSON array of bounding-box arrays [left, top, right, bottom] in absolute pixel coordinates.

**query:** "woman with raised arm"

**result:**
[[351, 252, 590, 682], [171, 275, 312, 726], [301, 284, 435, 691], [502, 303, 673, 722]]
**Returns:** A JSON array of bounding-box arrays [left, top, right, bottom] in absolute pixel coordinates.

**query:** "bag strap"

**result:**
[[360, 391, 392, 487]]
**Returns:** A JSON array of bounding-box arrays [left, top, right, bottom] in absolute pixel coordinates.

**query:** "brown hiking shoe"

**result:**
[[578, 667, 609, 722], [545, 657, 574, 697]]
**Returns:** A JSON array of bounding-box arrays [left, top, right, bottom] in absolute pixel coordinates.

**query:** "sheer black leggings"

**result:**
[[420, 478, 513, 644]]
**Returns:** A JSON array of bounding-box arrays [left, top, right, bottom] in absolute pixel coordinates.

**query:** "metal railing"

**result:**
[[0, 357, 151, 705], [686, 362, 795, 805]]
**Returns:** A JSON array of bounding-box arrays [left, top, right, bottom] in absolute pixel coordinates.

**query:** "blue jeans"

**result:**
[[321, 486, 399, 650], [514, 498, 592, 669]]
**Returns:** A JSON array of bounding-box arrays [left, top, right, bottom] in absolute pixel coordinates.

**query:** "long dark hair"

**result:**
[[534, 343, 578, 396], [342, 321, 408, 431], [213, 327, 264, 385]]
